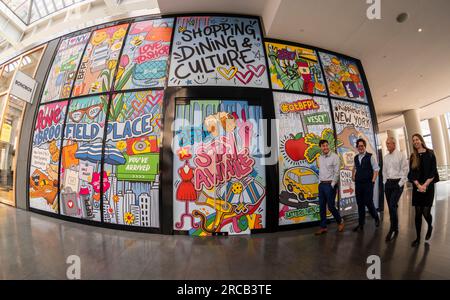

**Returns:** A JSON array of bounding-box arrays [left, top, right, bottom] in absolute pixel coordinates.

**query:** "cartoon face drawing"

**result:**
[[204, 112, 236, 136], [113, 27, 127, 41], [92, 31, 107, 46]]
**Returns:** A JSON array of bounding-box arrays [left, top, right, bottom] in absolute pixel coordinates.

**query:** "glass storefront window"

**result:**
[[0, 96, 24, 202], [0, 93, 13, 204], [420, 120, 433, 149], [0, 59, 20, 93], [19, 51, 43, 77], [0, 46, 45, 206]]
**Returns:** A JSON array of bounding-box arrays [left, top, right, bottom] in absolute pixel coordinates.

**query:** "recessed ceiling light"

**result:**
[[394, 88, 398, 92], [418, 28, 423, 32], [396, 12, 408, 23]]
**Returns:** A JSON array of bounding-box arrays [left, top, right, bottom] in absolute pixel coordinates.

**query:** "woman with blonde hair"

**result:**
[[408, 133, 439, 247]]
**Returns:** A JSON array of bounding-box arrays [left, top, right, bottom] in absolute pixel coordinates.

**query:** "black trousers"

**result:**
[[384, 179, 404, 231], [355, 181, 378, 226]]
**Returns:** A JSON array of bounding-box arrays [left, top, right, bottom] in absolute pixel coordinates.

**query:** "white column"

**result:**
[[429, 116, 447, 166], [400, 127, 410, 158], [439, 114, 450, 165], [378, 132, 388, 157], [403, 109, 422, 155], [386, 129, 400, 146]]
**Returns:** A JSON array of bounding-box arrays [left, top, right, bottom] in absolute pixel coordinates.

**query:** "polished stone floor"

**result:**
[[1, 182, 450, 280]]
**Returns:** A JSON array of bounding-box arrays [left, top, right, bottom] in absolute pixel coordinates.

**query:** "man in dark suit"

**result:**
[[352, 138, 380, 232]]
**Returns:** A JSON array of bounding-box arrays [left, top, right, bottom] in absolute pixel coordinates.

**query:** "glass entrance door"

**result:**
[[0, 46, 45, 206], [172, 99, 267, 236]]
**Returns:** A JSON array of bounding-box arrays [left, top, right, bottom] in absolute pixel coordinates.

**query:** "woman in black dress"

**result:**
[[408, 133, 439, 247]]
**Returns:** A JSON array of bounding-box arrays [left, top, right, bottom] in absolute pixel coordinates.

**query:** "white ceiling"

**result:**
[[158, 0, 450, 132], [1, 0, 448, 133]]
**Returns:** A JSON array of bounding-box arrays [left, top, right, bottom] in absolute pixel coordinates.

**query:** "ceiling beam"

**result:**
[[261, 0, 282, 35], [0, 2, 28, 30], [0, 7, 25, 50], [103, 0, 123, 14]]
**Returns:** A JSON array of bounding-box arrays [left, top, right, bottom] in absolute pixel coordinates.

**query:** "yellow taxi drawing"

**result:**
[[283, 167, 319, 201]]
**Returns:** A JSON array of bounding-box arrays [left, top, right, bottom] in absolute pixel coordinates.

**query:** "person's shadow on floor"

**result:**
[[402, 242, 430, 280]]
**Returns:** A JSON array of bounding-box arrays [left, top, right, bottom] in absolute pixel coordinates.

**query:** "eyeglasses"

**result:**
[[69, 103, 103, 123]]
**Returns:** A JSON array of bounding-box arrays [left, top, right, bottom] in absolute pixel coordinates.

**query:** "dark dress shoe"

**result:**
[[353, 225, 363, 232], [411, 239, 420, 247], [385, 230, 398, 242], [425, 225, 433, 240]]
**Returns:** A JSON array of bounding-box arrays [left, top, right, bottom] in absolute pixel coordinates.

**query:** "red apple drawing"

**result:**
[[284, 133, 307, 161]]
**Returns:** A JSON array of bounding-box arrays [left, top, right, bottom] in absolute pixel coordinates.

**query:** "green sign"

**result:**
[[285, 206, 319, 219], [304, 112, 330, 125], [117, 153, 159, 182], [60, 54, 79, 72]]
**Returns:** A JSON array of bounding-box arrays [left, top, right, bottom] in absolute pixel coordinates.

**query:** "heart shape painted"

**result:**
[[217, 66, 238, 80], [68, 200, 74, 209], [247, 64, 266, 78], [131, 99, 146, 113], [235, 70, 255, 85], [147, 92, 163, 106]]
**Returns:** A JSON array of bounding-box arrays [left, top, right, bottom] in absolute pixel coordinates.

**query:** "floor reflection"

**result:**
[[0, 181, 449, 279]]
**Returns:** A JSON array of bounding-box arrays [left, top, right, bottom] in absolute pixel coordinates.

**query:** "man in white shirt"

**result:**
[[315, 139, 344, 235], [382, 137, 409, 241]]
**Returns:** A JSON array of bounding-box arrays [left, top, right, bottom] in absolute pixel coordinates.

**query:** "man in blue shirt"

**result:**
[[352, 138, 380, 232]]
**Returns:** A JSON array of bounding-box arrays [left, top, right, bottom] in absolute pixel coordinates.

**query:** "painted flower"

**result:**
[[119, 55, 129, 68], [113, 194, 120, 203], [124, 212, 135, 225], [107, 60, 117, 70], [116, 141, 127, 151], [115, 67, 124, 80]]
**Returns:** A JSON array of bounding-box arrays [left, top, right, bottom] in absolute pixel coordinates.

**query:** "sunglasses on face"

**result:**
[[69, 103, 103, 123]]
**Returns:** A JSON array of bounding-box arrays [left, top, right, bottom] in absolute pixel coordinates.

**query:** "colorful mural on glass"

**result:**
[[331, 99, 377, 215], [173, 100, 266, 235], [42, 33, 90, 103], [115, 19, 174, 90], [102, 90, 162, 227], [266, 42, 326, 95], [319, 52, 367, 102], [273, 92, 336, 225], [168, 16, 269, 88], [59, 95, 108, 221], [29, 101, 68, 213], [72, 24, 129, 97]]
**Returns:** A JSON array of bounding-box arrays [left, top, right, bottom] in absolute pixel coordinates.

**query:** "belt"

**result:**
[[320, 181, 332, 184], [386, 178, 401, 181]]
